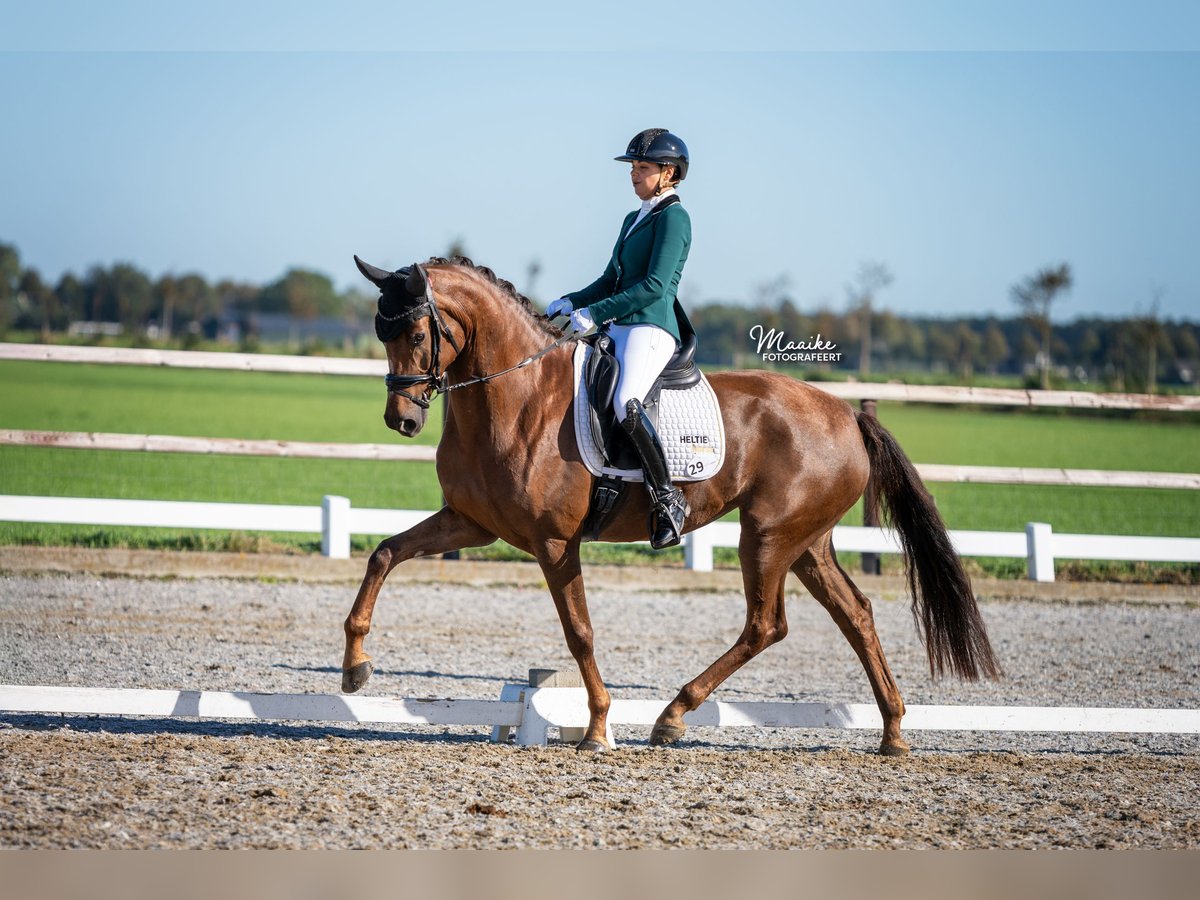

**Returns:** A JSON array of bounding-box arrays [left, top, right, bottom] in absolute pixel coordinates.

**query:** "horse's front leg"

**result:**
[[342, 506, 495, 693], [535, 539, 612, 752]]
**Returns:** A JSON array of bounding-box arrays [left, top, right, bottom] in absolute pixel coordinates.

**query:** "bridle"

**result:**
[[379, 263, 574, 409], [378, 264, 462, 409]]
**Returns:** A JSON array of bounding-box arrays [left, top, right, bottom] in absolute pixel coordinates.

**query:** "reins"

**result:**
[[380, 264, 573, 408], [437, 329, 575, 397]]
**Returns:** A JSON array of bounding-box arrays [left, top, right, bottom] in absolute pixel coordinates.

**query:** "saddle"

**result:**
[[575, 319, 724, 541], [582, 327, 702, 471]]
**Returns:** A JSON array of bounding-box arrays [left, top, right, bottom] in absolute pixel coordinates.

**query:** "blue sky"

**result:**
[[1, 2, 1198, 320]]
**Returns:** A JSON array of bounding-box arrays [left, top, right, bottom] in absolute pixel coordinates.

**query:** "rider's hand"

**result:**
[[546, 297, 572, 319], [566, 307, 596, 334]]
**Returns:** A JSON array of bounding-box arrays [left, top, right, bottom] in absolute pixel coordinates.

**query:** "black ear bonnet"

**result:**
[[374, 265, 433, 343]]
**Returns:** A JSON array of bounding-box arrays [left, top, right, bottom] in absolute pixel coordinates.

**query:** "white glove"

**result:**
[[546, 297, 572, 318], [567, 307, 596, 334]]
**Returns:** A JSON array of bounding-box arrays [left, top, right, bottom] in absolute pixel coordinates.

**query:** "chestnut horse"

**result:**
[[343, 256, 999, 755]]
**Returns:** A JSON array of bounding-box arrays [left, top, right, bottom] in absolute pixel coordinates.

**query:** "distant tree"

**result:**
[[1175, 325, 1199, 367], [83, 265, 110, 322], [1078, 324, 1102, 378], [260, 269, 338, 320], [16, 268, 58, 336], [337, 285, 376, 321], [1018, 328, 1040, 369], [0, 242, 20, 337], [1134, 287, 1166, 394], [845, 261, 893, 377], [900, 319, 926, 365], [1052, 334, 1071, 369], [109, 263, 154, 332], [876, 310, 907, 370], [1102, 322, 1129, 391], [216, 279, 261, 317], [153, 274, 178, 338], [55, 272, 86, 325], [175, 273, 217, 326], [926, 323, 957, 372], [812, 308, 841, 366], [693, 302, 754, 366], [983, 320, 1010, 375], [954, 322, 983, 381], [1011, 262, 1073, 389], [778, 298, 808, 344]]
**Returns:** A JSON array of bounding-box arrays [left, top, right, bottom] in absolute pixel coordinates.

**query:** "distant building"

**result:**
[[203, 311, 370, 346], [68, 321, 123, 337]]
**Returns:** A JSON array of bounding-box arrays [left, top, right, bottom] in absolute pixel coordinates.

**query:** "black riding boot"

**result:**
[[621, 398, 688, 550]]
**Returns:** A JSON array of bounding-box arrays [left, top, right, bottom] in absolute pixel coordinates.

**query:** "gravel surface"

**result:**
[[1, 572, 1198, 848]]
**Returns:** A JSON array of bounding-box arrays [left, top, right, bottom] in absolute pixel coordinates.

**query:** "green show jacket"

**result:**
[[563, 197, 694, 344]]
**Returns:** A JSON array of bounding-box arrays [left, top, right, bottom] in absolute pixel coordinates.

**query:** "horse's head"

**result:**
[[355, 255, 464, 437]]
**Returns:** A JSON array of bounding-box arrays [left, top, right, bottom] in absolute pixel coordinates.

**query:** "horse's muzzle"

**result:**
[[385, 406, 426, 437]]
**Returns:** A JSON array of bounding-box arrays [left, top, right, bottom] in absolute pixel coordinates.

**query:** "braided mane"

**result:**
[[425, 256, 562, 339]]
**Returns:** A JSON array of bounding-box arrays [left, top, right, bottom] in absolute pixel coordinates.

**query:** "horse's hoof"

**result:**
[[342, 660, 374, 693], [879, 737, 911, 757], [575, 738, 610, 754], [649, 723, 687, 746]]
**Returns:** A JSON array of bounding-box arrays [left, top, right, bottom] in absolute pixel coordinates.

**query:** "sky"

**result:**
[[1, 2, 1198, 321]]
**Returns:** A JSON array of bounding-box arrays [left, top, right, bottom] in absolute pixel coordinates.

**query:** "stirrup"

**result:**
[[649, 489, 688, 550]]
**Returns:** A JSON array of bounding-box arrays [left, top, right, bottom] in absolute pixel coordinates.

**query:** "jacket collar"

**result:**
[[623, 192, 681, 242]]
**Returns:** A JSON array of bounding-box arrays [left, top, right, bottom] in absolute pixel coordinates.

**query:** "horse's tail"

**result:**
[[855, 411, 1001, 681]]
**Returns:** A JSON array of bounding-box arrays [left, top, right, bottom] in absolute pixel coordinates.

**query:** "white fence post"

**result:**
[[684, 527, 714, 572], [1026, 522, 1055, 583], [321, 495, 351, 559]]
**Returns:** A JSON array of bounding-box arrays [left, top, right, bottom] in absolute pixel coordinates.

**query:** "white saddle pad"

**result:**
[[572, 341, 725, 483]]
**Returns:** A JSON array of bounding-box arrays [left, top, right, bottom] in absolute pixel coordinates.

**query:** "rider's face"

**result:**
[[630, 160, 674, 201]]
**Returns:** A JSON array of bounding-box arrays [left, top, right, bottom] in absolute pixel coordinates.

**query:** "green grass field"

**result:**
[[2, 360, 1198, 577]]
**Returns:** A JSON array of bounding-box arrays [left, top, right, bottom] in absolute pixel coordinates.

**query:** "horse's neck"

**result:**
[[444, 298, 566, 452], [458, 300, 548, 375]]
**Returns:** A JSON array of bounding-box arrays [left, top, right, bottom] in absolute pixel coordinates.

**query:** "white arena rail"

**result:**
[[0, 684, 518, 728], [1, 683, 1197, 748]]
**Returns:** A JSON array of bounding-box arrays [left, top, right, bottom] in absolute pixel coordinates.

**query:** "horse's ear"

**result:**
[[405, 263, 428, 298], [354, 255, 393, 288]]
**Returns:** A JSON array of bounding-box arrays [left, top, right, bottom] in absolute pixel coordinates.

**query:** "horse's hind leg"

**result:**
[[342, 506, 495, 693], [649, 528, 792, 746], [792, 532, 909, 756]]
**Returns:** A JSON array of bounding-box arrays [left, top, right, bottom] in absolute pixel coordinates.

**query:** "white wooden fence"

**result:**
[[4, 342, 1198, 582], [4, 430, 1200, 489], [5, 342, 1200, 412], [3, 494, 1199, 583]]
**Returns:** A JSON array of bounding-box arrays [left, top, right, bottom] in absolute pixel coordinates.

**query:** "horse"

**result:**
[[342, 255, 1000, 755]]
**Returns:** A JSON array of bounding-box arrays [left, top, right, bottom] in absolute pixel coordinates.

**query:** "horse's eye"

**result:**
[[411, 332, 426, 345]]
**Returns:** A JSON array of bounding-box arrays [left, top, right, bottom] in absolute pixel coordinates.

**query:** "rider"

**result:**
[[548, 128, 694, 550]]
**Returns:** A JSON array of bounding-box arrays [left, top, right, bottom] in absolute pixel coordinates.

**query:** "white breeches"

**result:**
[[609, 323, 679, 418]]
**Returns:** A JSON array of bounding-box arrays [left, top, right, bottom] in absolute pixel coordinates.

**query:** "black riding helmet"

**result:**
[[614, 128, 689, 183]]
